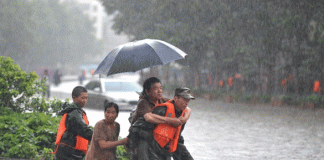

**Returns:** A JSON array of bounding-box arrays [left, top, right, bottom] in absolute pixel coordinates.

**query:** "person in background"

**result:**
[[53, 86, 93, 160], [79, 70, 86, 85], [53, 69, 62, 86], [85, 102, 128, 160], [41, 69, 51, 99], [227, 76, 233, 91], [281, 78, 287, 94], [314, 80, 321, 94], [91, 69, 95, 77], [219, 79, 224, 90], [128, 77, 191, 160]]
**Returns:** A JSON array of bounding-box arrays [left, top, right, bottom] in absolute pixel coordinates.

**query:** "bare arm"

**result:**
[[98, 138, 128, 149], [179, 107, 191, 124], [144, 113, 182, 127]]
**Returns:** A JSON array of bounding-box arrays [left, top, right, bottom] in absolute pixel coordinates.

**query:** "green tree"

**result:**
[[101, 0, 214, 87], [28, 0, 101, 70], [0, 56, 41, 112], [0, 0, 102, 72], [0, 0, 35, 70], [101, 0, 324, 95]]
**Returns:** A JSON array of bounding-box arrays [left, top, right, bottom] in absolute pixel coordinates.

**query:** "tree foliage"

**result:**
[[0, 57, 130, 159], [0, 56, 71, 114], [0, 57, 61, 159], [0, 56, 41, 112], [101, 0, 324, 95], [0, 112, 60, 159], [0, 0, 102, 72]]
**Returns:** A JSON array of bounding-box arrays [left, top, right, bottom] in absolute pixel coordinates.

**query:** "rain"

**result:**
[[1, 0, 324, 159]]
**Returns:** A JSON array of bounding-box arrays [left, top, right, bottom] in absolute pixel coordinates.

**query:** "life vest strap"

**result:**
[[153, 101, 187, 153]]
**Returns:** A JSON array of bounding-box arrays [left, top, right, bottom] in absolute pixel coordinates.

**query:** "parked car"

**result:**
[[84, 78, 142, 111]]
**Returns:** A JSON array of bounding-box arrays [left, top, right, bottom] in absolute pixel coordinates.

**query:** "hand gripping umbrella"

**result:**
[[94, 39, 187, 76]]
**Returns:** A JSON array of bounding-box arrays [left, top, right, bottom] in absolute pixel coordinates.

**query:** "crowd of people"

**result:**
[[52, 77, 195, 160], [207, 72, 322, 95]]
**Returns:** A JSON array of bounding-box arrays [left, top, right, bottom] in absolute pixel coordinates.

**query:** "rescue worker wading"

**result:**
[[139, 87, 195, 160], [53, 86, 93, 160]]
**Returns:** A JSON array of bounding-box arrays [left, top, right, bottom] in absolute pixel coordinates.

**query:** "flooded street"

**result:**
[[183, 100, 324, 160], [51, 80, 324, 160], [82, 98, 324, 160]]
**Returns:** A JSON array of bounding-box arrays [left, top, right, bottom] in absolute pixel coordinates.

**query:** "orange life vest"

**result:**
[[152, 101, 186, 153], [228, 77, 233, 87], [281, 79, 287, 85], [53, 112, 89, 154], [314, 80, 321, 93]]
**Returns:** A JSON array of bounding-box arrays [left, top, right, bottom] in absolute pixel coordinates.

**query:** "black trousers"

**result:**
[[148, 142, 194, 160], [131, 139, 151, 160], [132, 139, 193, 160], [172, 143, 194, 160], [54, 144, 85, 160]]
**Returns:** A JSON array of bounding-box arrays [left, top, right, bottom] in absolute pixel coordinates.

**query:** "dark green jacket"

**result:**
[[58, 102, 93, 146], [55, 103, 93, 159]]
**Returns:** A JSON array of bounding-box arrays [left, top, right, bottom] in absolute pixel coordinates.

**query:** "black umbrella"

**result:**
[[94, 39, 187, 76]]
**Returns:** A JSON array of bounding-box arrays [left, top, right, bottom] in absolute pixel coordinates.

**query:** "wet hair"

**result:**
[[140, 77, 161, 98], [72, 86, 87, 98], [104, 102, 119, 115]]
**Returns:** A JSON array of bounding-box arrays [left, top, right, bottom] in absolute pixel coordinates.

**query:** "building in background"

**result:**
[[75, 0, 106, 40], [74, 0, 129, 55], [60, 0, 106, 40], [60, 0, 129, 75]]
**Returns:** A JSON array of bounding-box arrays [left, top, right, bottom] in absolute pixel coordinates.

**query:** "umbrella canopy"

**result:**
[[95, 39, 187, 76]]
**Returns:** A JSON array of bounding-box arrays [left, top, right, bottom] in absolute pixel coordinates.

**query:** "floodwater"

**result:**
[[83, 99, 324, 160], [51, 80, 324, 160], [182, 100, 324, 160]]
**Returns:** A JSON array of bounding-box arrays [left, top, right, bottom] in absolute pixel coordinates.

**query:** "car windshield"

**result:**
[[104, 81, 142, 92]]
